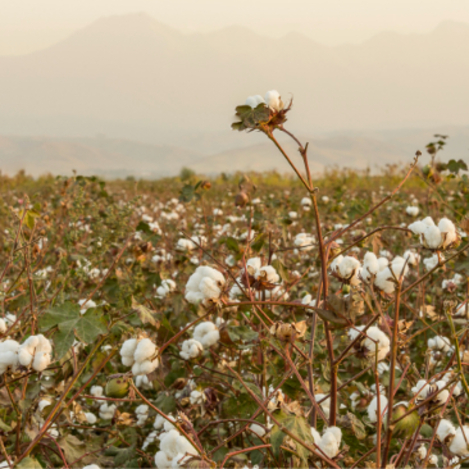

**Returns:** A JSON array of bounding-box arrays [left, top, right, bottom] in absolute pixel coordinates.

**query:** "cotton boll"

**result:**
[[245, 95, 265, 108], [436, 419, 457, 444], [406, 206, 419, 217], [318, 427, 342, 459], [311, 427, 322, 444], [315, 393, 331, 418], [423, 254, 440, 271], [363, 327, 390, 361], [135, 404, 149, 426], [408, 221, 427, 235], [246, 257, 262, 275], [193, 322, 220, 348], [189, 390, 205, 405], [377, 257, 389, 271], [155, 450, 172, 469], [99, 403, 116, 420], [175, 434, 198, 457], [428, 336, 451, 353], [135, 358, 159, 376], [403, 250, 420, 266], [374, 268, 395, 294], [249, 423, 266, 437], [422, 216, 436, 227], [120, 338, 138, 365], [255, 265, 279, 283], [83, 465, 101, 469], [423, 225, 443, 249], [18, 336, 39, 367], [367, 394, 388, 423], [160, 430, 181, 460], [417, 444, 427, 460], [90, 385, 103, 397], [390, 256, 409, 279], [0, 319, 6, 334], [438, 218, 457, 248], [32, 351, 51, 372], [363, 252, 379, 275], [85, 412, 97, 424], [264, 90, 283, 112], [329, 255, 343, 274], [134, 338, 157, 363], [301, 197, 312, 207], [179, 339, 204, 360], [198, 277, 222, 299]]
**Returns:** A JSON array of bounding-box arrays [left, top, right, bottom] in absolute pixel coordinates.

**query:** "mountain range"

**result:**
[[0, 14, 468, 177]]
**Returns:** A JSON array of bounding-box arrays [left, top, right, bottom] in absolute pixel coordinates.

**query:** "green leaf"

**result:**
[[220, 236, 240, 253], [271, 426, 286, 456], [16, 457, 42, 469], [227, 325, 258, 343], [54, 327, 76, 359], [232, 104, 270, 132], [271, 259, 289, 282], [447, 159, 468, 174], [74, 310, 108, 344], [251, 233, 267, 252], [154, 393, 177, 414], [40, 302, 107, 359], [272, 410, 314, 463]]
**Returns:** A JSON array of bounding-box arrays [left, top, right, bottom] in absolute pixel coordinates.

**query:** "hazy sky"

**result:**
[[1, 0, 469, 55]]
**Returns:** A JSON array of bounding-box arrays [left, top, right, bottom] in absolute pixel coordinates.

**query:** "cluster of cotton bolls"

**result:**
[[436, 419, 469, 458], [179, 338, 204, 360], [156, 279, 177, 299], [154, 428, 198, 469], [120, 337, 159, 376], [99, 402, 117, 420], [135, 404, 149, 426], [330, 255, 361, 285], [18, 334, 52, 372], [0, 334, 53, 374], [293, 232, 315, 252], [244, 257, 280, 284], [374, 255, 411, 294], [310, 426, 342, 459], [409, 216, 459, 250], [245, 90, 284, 112], [411, 378, 454, 407], [348, 326, 390, 362], [427, 335, 454, 367], [184, 266, 225, 305]]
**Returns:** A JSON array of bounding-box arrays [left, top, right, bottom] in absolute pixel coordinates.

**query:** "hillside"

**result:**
[[0, 14, 468, 151]]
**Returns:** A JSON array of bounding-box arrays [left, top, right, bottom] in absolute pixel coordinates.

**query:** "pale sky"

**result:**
[[1, 0, 469, 55]]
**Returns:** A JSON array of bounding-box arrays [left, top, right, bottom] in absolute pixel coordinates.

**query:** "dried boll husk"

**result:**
[[270, 321, 307, 342]]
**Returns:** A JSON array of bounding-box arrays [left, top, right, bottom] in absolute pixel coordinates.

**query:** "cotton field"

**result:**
[[0, 94, 467, 469]]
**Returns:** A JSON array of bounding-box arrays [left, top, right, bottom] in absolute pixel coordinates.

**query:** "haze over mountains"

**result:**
[[0, 13, 468, 177]]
